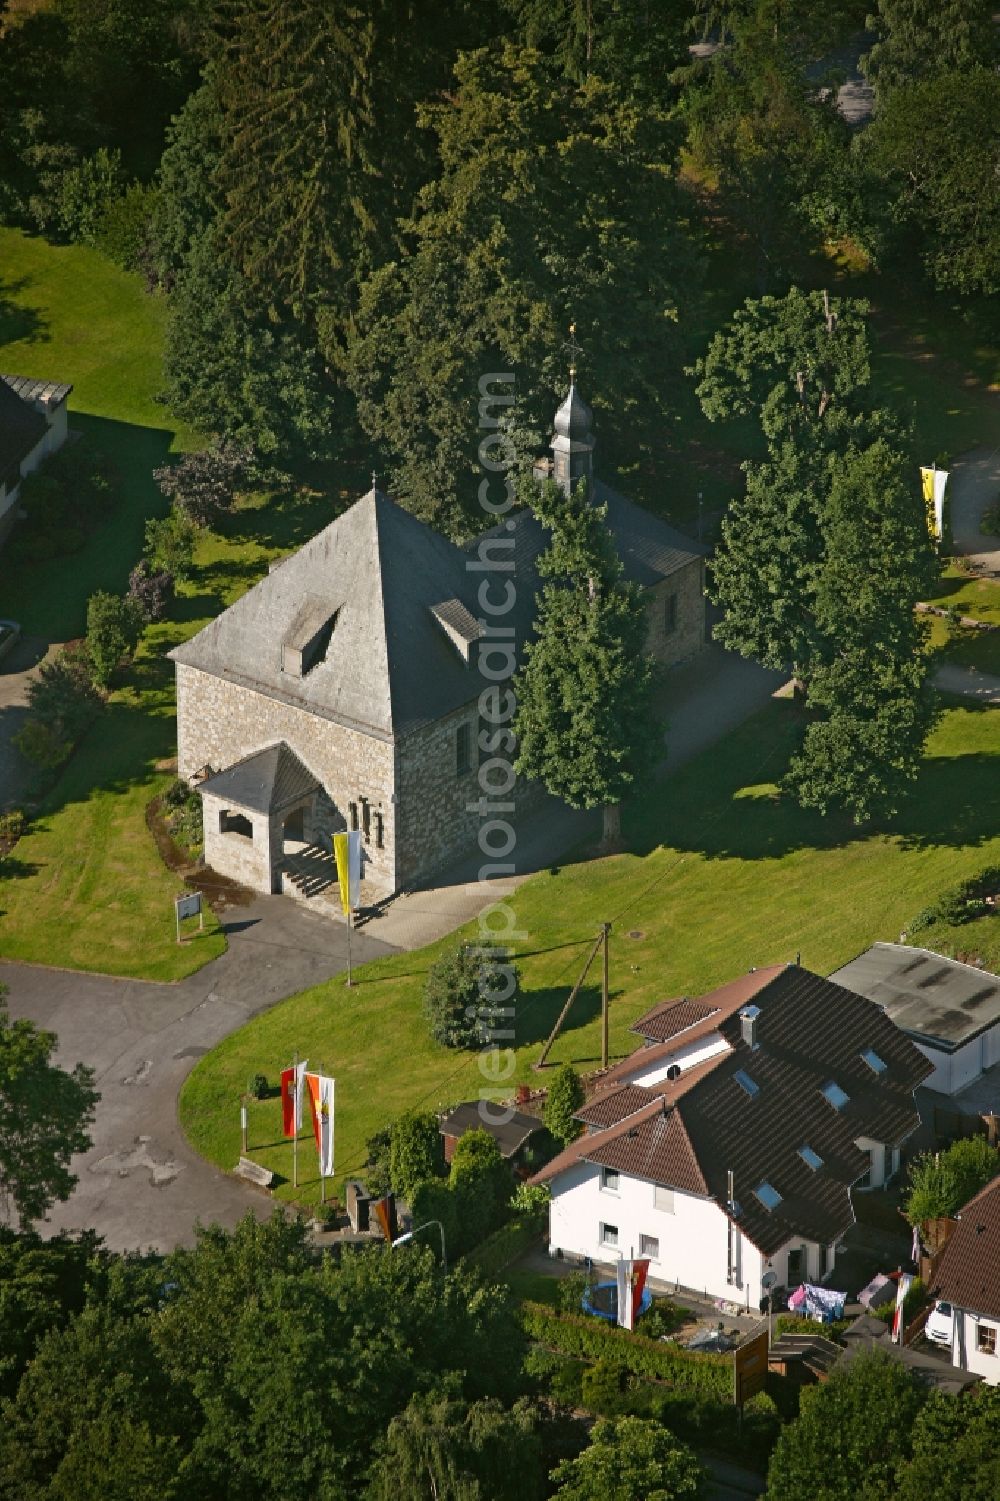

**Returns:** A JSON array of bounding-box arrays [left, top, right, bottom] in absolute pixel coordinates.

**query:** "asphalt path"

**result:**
[[1, 897, 398, 1250]]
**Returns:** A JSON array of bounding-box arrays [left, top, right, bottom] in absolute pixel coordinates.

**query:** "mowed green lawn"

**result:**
[[0, 227, 201, 637], [180, 697, 1000, 1206]]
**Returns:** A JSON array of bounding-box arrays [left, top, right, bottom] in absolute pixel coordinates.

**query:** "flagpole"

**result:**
[[320, 1062, 326, 1205], [346, 908, 353, 987], [292, 1050, 299, 1190]]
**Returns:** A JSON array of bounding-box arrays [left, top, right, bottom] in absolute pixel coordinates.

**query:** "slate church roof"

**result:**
[[170, 471, 704, 743], [198, 742, 320, 815], [170, 488, 486, 741], [532, 965, 934, 1257]]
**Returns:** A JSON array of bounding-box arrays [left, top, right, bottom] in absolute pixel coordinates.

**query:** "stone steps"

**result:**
[[281, 846, 337, 900]]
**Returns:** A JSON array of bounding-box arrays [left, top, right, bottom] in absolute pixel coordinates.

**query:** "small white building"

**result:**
[[831, 943, 1000, 1098], [533, 964, 933, 1308], [0, 374, 73, 545], [932, 1173, 1000, 1385]]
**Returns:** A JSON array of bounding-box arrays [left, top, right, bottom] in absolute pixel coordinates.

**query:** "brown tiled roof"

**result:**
[[632, 996, 719, 1043], [576, 1085, 655, 1129], [933, 1173, 1000, 1322], [598, 966, 785, 1091], [534, 965, 934, 1258]]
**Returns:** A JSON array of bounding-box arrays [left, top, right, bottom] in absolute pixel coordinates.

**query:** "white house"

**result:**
[[831, 943, 1000, 1099], [0, 374, 73, 546], [532, 964, 933, 1308], [932, 1173, 1000, 1384]]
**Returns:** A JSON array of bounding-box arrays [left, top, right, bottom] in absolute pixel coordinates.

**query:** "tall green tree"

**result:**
[[682, 17, 853, 289], [903, 1136, 1000, 1225], [0, 986, 98, 1230], [897, 1385, 1000, 1501], [504, 0, 689, 100], [345, 43, 698, 532], [514, 480, 660, 845], [544, 1064, 585, 1147], [766, 1350, 926, 1501], [696, 289, 938, 822], [366, 1385, 543, 1501], [550, 1416, 704, 1500], [859, 67, 1000, 297], [861, 0, 999, 97]]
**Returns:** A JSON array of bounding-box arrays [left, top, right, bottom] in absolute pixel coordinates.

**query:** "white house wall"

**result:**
[[549, 1161, 839, 1307], [623, 1033, 730, 1088], [952, 1309, 1000, 1384]]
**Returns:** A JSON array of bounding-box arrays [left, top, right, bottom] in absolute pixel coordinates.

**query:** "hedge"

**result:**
[[462, 1212, 545, 1278], [518, 1301, 733, 1399]]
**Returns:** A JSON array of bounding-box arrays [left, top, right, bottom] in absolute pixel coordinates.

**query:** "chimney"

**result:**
[[739, 1004, 761, 1050]]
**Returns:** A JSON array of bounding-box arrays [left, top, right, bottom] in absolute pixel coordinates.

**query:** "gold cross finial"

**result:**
[[563, 320, 583, 384]]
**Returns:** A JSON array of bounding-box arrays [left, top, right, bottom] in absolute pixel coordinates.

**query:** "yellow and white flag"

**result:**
[[333, 830, 361, 915], [920, 466, 949, 541]]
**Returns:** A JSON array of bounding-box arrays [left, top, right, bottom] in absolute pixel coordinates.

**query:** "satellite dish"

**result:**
[[761, 1270, 777, 1290]]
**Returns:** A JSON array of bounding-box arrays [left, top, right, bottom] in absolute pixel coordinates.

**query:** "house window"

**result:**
[[600, 1167, 620, 1194], [976, 1324, 997, 1357], [664, 592, 678, 634], [753, 1181, 783, 1212], [600, 1223, 619, 1248], [861, 1048, 888, 1075], [734, 1069, 759, 1099], [639, 1233, 659, 1260], [220, 810, 253, 840], [349, 801, 359, 832], [798, 1145, 823, 1171], [821, 1080, 850, 1111], [456, 722, 472, 776], [374, 810, 384, 850], [654, 1186, 675, 1214]]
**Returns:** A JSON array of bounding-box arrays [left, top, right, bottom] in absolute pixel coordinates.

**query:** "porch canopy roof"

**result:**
[[198, 742, 320, 816]]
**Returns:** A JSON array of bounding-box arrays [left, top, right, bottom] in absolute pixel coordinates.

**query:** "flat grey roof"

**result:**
[[830, 942, 1000, 1053]]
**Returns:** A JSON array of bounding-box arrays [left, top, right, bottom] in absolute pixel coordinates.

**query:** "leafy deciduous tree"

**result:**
[[903, 1136, 1000, 1226], [424, 942, 519, 1051], [550, 1415, 704, 1500], [0, 985, 99, 1230]]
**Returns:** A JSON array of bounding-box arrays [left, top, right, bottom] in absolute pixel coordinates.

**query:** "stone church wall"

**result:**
[[644, 559, 706, 668], [176, 664, 398, 892]]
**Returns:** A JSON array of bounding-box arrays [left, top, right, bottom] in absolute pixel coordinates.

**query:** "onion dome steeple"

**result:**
[[551, 368, 596, 498]]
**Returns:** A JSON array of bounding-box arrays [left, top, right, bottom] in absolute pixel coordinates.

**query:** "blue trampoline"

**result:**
[[581, 1280, 653, 1323]]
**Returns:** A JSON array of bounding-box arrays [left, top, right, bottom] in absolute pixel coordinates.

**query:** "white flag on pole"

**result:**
[[892, 1272, 913, 1344], [616, 1256, 631, 1329], [294, 1059, 308, 1132]]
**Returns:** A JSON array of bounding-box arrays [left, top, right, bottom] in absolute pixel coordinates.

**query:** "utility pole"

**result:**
[[602, 922, 611, 1069]]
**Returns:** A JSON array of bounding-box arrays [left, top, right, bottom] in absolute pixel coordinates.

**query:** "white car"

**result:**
[[925, 1299, 954, 1346]]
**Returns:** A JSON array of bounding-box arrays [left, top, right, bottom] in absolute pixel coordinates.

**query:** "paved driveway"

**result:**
[[949, 446, 1000, 576], [1, 897, 398, 1250]]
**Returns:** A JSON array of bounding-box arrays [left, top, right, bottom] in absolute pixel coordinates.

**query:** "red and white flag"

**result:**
[[280, 1060, 308, 1138], [630, 1258, 650, 1329], [305, 1072, 335, 1177], [892, 1272, 913, 1344]]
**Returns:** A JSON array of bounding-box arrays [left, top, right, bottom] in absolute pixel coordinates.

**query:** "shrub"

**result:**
[[364, 1126, 393, 1199], [246, 1073, 268, 1100], [23, 644, 102, 748], [96, 183, 158, 272], [0, 811, 26, 845], [511, 1180, 549, 1217], [555, 1271, 592, 1316], [424, 940, 519, 1050], [980, 496, 1000, 537], [389, 1110, 445, 1201], [127, 560, 175, 623], [55, 147, 127, 243], [907, 866, 1000, 933], [143, 507, 197, 581], [11, 444, 120, 562], [905, 1136, 1000, 1224], [635, 1296, 687, 1339], [580, 1357, 625, 1413], [544, 1065, 585, 1147], [86, 592, 143, 688], [154, 440, 253, 529], [462, 1213, 546, 1278], [13, 719, 73, 770], [518, 1302, 733, 1398], [874, 1278, 925, 1327]]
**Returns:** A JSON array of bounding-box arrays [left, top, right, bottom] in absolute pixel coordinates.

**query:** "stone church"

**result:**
[[169, 384, 706, 904]]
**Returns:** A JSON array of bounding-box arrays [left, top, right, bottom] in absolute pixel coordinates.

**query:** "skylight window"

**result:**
[[861, 1048, 887, 1075], [753, 1181, 783, 1211], [734, 1069, 760, 1099], [821, 1080, 850, 1111], [798, 1145, 823, 1171]]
